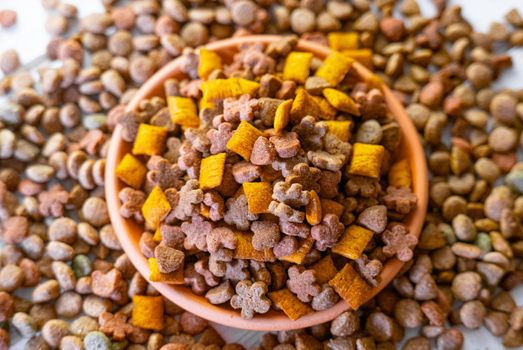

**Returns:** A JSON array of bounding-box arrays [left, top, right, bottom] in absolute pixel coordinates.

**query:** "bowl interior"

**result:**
[[106, 35, 428, 331]]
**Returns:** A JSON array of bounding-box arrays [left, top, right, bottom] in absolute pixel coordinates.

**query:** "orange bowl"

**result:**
[[106, 35, 428, 331]]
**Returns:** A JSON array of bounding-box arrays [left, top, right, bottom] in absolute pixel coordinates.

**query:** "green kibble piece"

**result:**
[[506, 169, 523, 194], [439, 223, 457, 245], [83, 114, 108, 130], [474, 232, 492, 254], [73, 255, 92, 278], [111, 340, 128, 350], [84, 331, 111, 350]]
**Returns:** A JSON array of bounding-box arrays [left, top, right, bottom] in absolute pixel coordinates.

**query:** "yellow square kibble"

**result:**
[[290, 88, 322, 122], [310, 256, 338, 284], [148, 258, 184, 284], [388, 159, 412, 189], [268, 289, 313, 320], [332, 225, 374, 260], [311, 96, 337, 120], [234, 232, 275, 262], [226, 120, 263, 161], [116, 153, 147, 189], [168, 96, 199, 128], [283, 52, 313, 84], [199, 153, 227, 190], [198, 48, 222, 80], [132, 295, 164, 331], [348, 143, 385, 178], [142, 186, 171, 230], [322, 88, 360, 116], [320, 199, 345, 218], [132, 123, 168, 156], [201, 78, 259, 101], [342, 49, 373, 69], [280, 238, 314, 264], [243, 182, 273, 214], [324, 121, 353, 143], [328, 32, 359, 51], [329, 264, 371, 310], [153, 227, 162, 243], [274, 99, 292, 134], [315, 51, 354, 86]]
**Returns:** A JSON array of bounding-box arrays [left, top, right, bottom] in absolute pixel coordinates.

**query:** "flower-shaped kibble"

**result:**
[[181, 215, 212, 251], [382, 223, 418, 262], [206, 227, 237, 253], [202, 191, 225, 222], [272, 181, 310, 207], [223, 94, 259, 122], [207, 122, 234, 155], [173, 179, 204, 221], [99, 311, 136, 341], [355, 255, 383, 287], [287, 266, 321, 303], [224, 194, 258, 230], [119, 187, 145, 222], [311, 214, 344, 251], [230, 280, 271, 319], [286, 163, 321, 192], [147, 157, 184, 190], [38, 185, 69, 217], [383, 186, 417, 215]]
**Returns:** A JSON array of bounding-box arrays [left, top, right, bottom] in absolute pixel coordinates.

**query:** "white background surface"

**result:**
[[1, 0, 522, 349]]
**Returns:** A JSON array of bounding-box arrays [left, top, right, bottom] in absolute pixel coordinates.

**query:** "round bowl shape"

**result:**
[[106, 35, 428, 331]]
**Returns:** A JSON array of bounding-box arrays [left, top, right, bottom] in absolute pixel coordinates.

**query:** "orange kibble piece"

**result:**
[[132, 123, 168, 156], [243, 182, 273, 214], [234, 232, 275, 262], [310, 256, 338, 284], [329, 263, 371, 310], [199, 153, 227, 190], [115, 154, 147, 189], [148, 258, 184, 284], [342, 49, 373, 69], [268, 289, 313, 320], [274, 99, 292, 134], [328, 32, 359, 51], [280, 238, 314, 264], [323, 88, 360, 115], [283, 51, 313, 84], [290, 88, 322, 122], [315, 51, 354, 85], [311, 95, 337, 120], [132, 295, 164, 331], [388, 159, 412, 189], [201, 78, 259, 101], [226, 120, 263, 161], [168, 96, 200, 128], [348, 143, 385, 178], [142, 186, 171, 230], [332, 225, 374, 260], [198, 48, 222, 80], [153, 227, 162, 243], [320, 199, 345, 218], [305, 190, 322, 225], [324, 121, 353, 142]]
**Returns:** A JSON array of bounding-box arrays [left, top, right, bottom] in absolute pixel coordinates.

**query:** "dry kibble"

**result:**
[[0, 49, 20, 74]]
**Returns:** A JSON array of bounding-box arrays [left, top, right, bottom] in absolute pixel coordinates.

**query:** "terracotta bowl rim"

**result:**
[[105, 35, 429, 331]]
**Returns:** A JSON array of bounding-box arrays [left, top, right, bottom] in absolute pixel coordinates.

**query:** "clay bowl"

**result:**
[[106, 35, 428, 331]]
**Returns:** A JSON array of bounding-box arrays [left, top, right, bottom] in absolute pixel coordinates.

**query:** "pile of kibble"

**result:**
[[0, 0, 522, 349]]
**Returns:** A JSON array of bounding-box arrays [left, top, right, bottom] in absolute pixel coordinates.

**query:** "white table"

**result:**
[[1, 0, 522, 348]]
